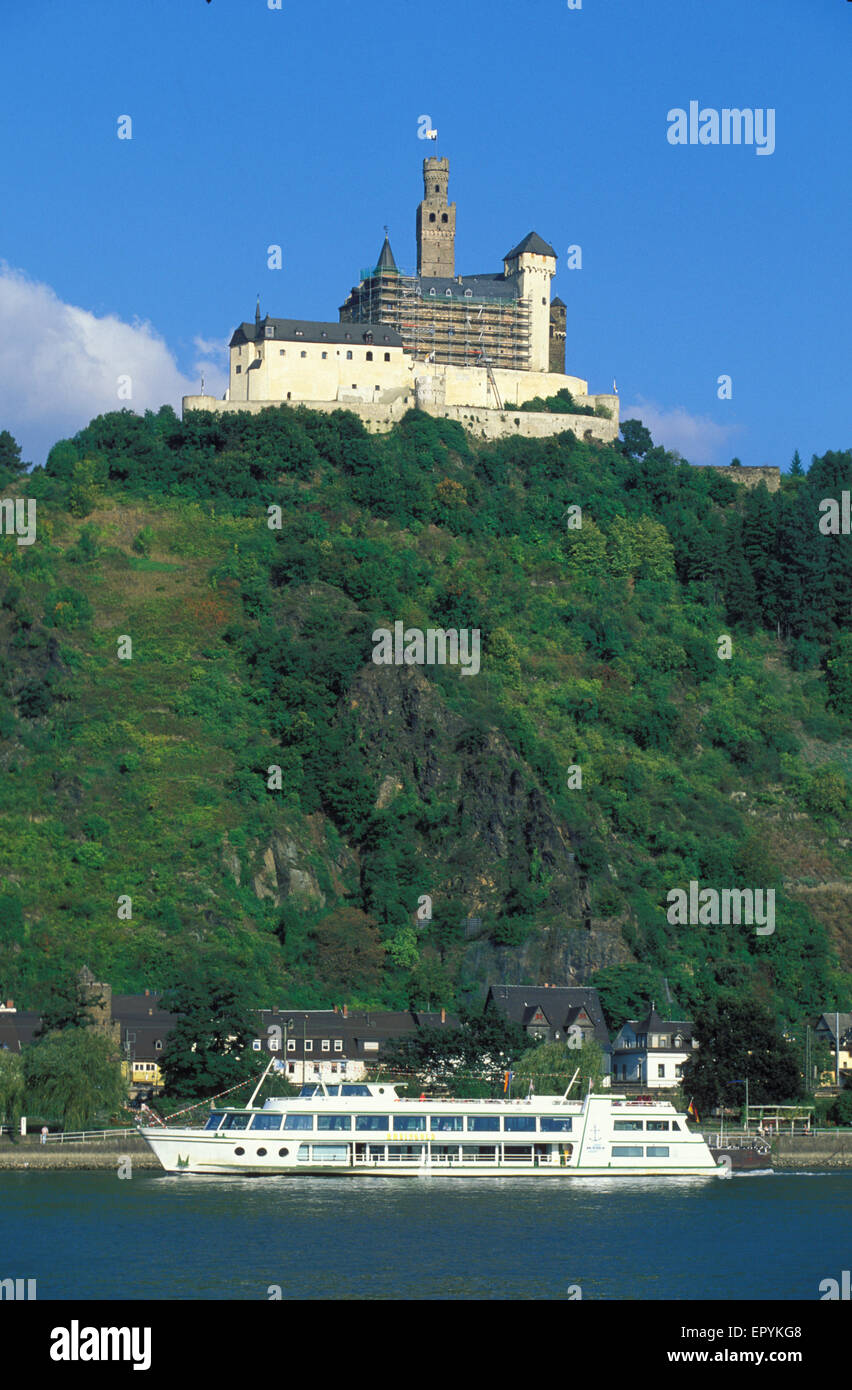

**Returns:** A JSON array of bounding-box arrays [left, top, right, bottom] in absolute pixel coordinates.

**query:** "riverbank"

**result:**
[[0, 1136, 160, 1170]]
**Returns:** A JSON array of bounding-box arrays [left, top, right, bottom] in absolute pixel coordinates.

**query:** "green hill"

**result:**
[[1, 406, 850, 1027]]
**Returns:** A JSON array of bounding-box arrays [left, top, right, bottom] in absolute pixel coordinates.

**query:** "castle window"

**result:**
[[445, 289, 452, 297], [346, 350, 353, 360], [366, 351, 373, 361], [441, 214, 448, 223], [434, 184, 439, 192], [364, 331, 373, 344], [322, 351, 328, 359], [235, 365, 242, 374], [279, 349, 285, 356], [265, 326, 274, 338], [384, 352, 390, 361], [464, 289, 472, 298], [300, 351, 307, 358], [542, 297, 546, 306], [429, 213, 436, 223], [429, 288, 436, 296]]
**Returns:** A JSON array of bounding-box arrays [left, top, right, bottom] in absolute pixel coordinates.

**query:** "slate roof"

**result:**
[[419, 273, 516, 301], [230, 317, 404, 349], [0, 1010, 40, 1053], [551, 296, 566, 308], [614, 1006, 696, 1048], [815, 1012, 852, 1042], [503, 232, 558, 260], [254, 1008, 458, 1057], [376, 235, 398, 271], [485, 985, 610, 1049]]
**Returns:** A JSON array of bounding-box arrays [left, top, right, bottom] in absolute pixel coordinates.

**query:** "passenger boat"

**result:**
[[139, 1081, 721, 1177]]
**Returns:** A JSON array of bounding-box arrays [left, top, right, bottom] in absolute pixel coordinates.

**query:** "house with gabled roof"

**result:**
[[611, 1005, 698, 1090]]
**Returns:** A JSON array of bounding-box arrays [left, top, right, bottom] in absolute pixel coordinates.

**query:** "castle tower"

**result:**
[[416, 156, 456, 278], [503, 232, 557, 373], [549, 297, 567, 374]]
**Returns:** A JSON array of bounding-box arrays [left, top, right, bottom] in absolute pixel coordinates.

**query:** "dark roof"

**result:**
[[815, 1013, 852, 1039], [616, 1007, 695, 1042], [111, 993, 176, 1025], [418, 273, 517, 302], [376, 235, 398, 272], [551, 296, 566, 308], [253, 1008, 458, 1053], [0, 1010, 41, 1052], [504, 232, 558, 261], [230, 317, 404, 349], [485, 985, 610, 1048]]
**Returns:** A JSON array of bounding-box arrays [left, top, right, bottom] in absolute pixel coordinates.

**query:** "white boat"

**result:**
[[140, 1082, 721, 1177]]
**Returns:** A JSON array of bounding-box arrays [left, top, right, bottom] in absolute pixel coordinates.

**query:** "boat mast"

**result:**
[[246, 1056, 276, 1110]]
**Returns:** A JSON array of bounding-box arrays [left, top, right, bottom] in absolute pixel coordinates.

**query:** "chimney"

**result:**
[[343, 1003, 348, 1018], [441, 1007, 446, 1024]]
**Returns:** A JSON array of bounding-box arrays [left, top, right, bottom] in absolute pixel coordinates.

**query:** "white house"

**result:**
[[610, 1005, 697, 1090]]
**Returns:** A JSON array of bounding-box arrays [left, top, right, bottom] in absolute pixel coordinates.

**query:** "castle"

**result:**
[[183, 157, 619, 444]]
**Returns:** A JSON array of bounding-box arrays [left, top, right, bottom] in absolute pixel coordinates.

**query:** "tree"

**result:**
[[680, 995, 803, 1117], [592, 965, 664, 1031], [620, 420, 653, 459], [158, 977, 259, 1099], [23, 1030, 125, 1130], [0, 1050, 25, 1130], [514, 1039, 605, 1096], [0, 431, 26, 487], [35, 976, 106, 1036], [790, 449, 804, 476]]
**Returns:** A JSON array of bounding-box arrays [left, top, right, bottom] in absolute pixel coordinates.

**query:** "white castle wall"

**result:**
[[182, 395, 620, 445]]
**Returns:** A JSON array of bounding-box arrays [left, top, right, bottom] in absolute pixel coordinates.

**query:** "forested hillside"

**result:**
[[0, 407, 850, 1030]]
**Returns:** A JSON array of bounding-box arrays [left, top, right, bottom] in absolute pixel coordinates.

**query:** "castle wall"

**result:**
[[183, 395, 619, 445], [229, 338, 412, 405]]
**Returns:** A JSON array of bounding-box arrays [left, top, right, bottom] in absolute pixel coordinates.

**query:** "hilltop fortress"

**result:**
[[183, 157, 619, 444]]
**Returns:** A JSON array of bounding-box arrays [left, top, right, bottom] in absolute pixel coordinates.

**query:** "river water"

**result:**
[[1, 1170, 849, 1300]]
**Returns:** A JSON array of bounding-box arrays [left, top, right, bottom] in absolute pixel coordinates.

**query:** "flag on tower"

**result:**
[[426, 128, 438, 140]]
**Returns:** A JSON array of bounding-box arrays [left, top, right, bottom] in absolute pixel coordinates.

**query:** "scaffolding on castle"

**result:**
[[340, 266, 532, 372]]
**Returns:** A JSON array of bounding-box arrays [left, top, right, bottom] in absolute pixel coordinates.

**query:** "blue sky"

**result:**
[[1, 0, 849, 468]]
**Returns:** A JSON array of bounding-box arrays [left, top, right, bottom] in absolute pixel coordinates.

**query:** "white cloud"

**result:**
[[620, 396, 742, 467], [0, 262, 228, 465]]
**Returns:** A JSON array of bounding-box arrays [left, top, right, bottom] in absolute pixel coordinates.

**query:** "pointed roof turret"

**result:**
[[376, 233, 398, 273], [504, 231, 558, 261]]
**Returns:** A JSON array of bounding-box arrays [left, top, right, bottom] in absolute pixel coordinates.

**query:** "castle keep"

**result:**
[[184, 157, 618, 443]]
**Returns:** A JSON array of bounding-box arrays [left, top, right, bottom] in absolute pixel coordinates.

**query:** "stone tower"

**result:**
[[416, 156, 456, 278], [549, 297, 567, 374], [503, 232, 558, 373]]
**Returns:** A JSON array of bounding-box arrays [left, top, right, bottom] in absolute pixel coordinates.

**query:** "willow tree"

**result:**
[[23, 1030, 125, 1131], [0, 1051, 25, 1130]]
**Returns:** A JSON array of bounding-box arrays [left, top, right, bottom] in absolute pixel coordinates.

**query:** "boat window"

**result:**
[[647, 1121, 670, 1131], [671, 1121, 681, 1130], [393, 1115, 426, 1131], [204, 1113, 224, 1131], [540, 1117, 573, 1132], [341, 1084, 371, 1096], [467, 1116, 500, 1132], [249, 1113, 283, 1131], [504, 1116, 536, 1132], [221, 1113, 251, 1130], [317, 1114, 352, 1131], [646, 1146, 670, 1158], [299, 1085, 320, 1097], [283, 1115, 314, 1130], [613, 1120, 644, 1131], [355, 1115, 389, 1131], [431, 1115, 464, 1131], [612, 1145, 643, 1157]]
